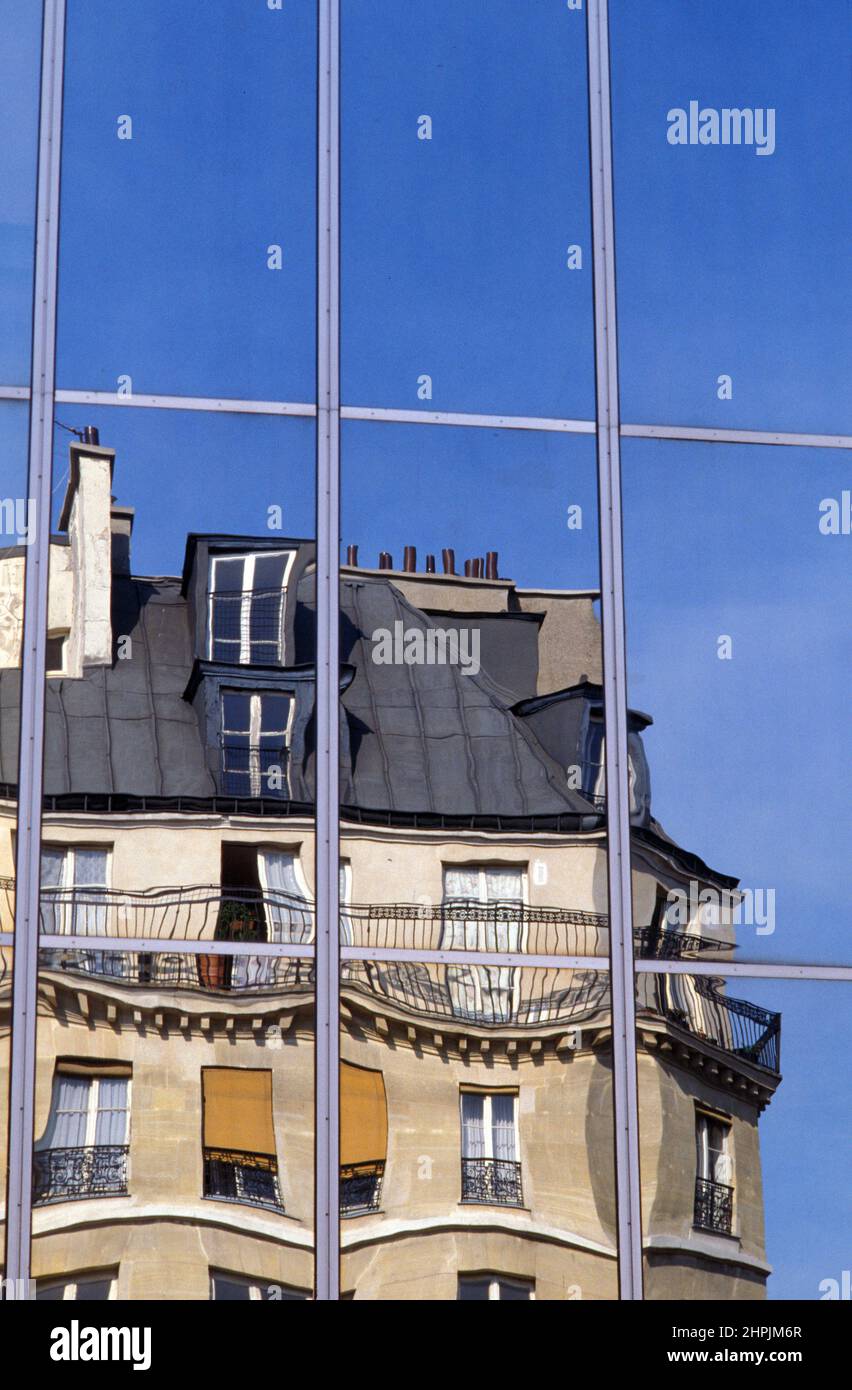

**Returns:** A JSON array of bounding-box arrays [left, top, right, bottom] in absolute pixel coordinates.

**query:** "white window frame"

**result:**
[[460, 1090, 520, 1162], [442, 866, 527, 1021], [37, 1271, 118, 1301], [38, 1074, 131, 1151], [209, 1270, 308, 1301], [221, 691, 294, 796], [41, 844, 111, 937], [208, 550, 295, 665], [695, 1110, 733, 1187], [458, 1274, 535, 1301]]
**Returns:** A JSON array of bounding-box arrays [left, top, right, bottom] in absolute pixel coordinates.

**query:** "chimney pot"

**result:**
[[403, 545, 417, 572], [378, 551, 393, 570], [346, 544, 359, 566], [464, 559, 472, 577], [442, 548, 455, 575], [425, 554, 436, 573], [82, 425, 100, 446], [485, 550, 499, 580]]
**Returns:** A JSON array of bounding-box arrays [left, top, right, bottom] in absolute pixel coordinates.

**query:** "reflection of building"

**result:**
[[0, 438, 780, 1300]]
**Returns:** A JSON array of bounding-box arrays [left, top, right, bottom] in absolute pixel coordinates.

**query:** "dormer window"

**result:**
[[208, 551, 294, 666], [220, 691, 292, 797]]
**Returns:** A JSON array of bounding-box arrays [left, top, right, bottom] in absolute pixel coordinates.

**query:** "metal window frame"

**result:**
[[4, 0, 852, 1305]]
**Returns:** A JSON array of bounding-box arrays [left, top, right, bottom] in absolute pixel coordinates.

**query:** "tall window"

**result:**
[[220, 691, 291, 797], [694, 1112, 733, 1235], [34, 1072, 130, 1205], [209, 551, 294, 665], [460, 1091, 522, 1208], [202, 1068, 283, 1213], [442, 866, 525, 1023], [40, 846, 109, 936], [458, 1275, 534, 1301]]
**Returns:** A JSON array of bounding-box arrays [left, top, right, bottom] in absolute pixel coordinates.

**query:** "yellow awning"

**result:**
[[340, 1061, 387, 1167], [202, 1067, 276, 1157]]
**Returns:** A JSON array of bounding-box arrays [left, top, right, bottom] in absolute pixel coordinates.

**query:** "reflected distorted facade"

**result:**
[[0, 438, 780, 1299]]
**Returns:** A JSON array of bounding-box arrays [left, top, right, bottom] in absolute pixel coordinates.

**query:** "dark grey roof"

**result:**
[[336, 575, 598, 819], [0, 577, 214, 797]]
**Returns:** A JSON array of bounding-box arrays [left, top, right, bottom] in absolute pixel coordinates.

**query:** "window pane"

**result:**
[[624, 439, 851, 965], [56, 0, 316, 401], [0, 0, 41, 384], [31, 949, 314, 1298], [341, 962, 615, 1299], [342, 0, 594, 417], [636, 974, 851, 1300], [340, 421, 609, 963], [611, 0, 851, 433]]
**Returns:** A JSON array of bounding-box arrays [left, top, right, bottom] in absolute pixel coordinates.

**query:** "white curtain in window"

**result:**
[[491, 1094, 516, 1162], [259, 851, 312, 943], [40, 848, 65, 935], [45, 1077, 89, 1148], [339, 862, 354, 946], [72, 848, 108, 935], [460, 1093, 486, 1159], [93, 1078, 129, 1147]]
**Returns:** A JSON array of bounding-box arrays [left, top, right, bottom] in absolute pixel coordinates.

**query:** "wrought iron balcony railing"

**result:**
[[644, 973, 781, 1073], [340, 1160, 385, 1215], [461, 1157, 524, 1208], [203, 1147, 284, 1213], [693, 1176, 734, 1235], [32, 1144, 128, 1205]]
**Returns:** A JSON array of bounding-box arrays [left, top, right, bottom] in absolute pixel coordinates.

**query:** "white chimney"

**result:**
[[58, 440, 116, 672]]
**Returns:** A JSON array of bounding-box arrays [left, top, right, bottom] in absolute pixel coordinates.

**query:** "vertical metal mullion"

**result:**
[[586, 0, 644, 1299], [314, 0, 341, 1301], [5, 0, 66, 1296]]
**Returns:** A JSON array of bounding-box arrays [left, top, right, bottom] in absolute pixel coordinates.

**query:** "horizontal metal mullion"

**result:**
[[341, 404, 596, 433], [621, 422, 852, 450], [341, 946, 610, 970], [0, 385, 30, 400], [37, 934, 315, 958], [54, 389, 316, 417], [634, 958, 852, 981]]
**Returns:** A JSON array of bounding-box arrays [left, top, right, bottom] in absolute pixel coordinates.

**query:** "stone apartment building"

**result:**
[[0, 436, 781, 1300]]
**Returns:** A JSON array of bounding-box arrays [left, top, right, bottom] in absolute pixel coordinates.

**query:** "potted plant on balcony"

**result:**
[[197, 899, 263, 990]]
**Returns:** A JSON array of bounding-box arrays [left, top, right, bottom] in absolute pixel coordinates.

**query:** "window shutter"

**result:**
[[340, 1062, 388, 1167], [202, 1068, 276, 1157]]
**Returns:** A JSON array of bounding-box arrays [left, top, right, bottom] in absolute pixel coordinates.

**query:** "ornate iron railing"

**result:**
[[32, 1144, 128, 1205], [645, 973, 781, 1073], [340, 1160, 385, 1215], [694, 1176, 734, 1234], [461, 1157, 523, 1207], [202, 1148, 284, 1213]]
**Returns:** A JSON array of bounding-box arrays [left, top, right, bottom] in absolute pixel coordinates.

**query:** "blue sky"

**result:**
[[1, 0, 850, 1301]]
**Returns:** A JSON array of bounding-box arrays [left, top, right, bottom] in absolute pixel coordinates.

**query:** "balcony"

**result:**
[[17, 881, 781, 1075], [32, 1144, 128, 1205], [461, 1157, 524, 1207], [203, 1147, 284, 1213], [693, 1176, 734, 1235], [340, 1160, 385, 1216]]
